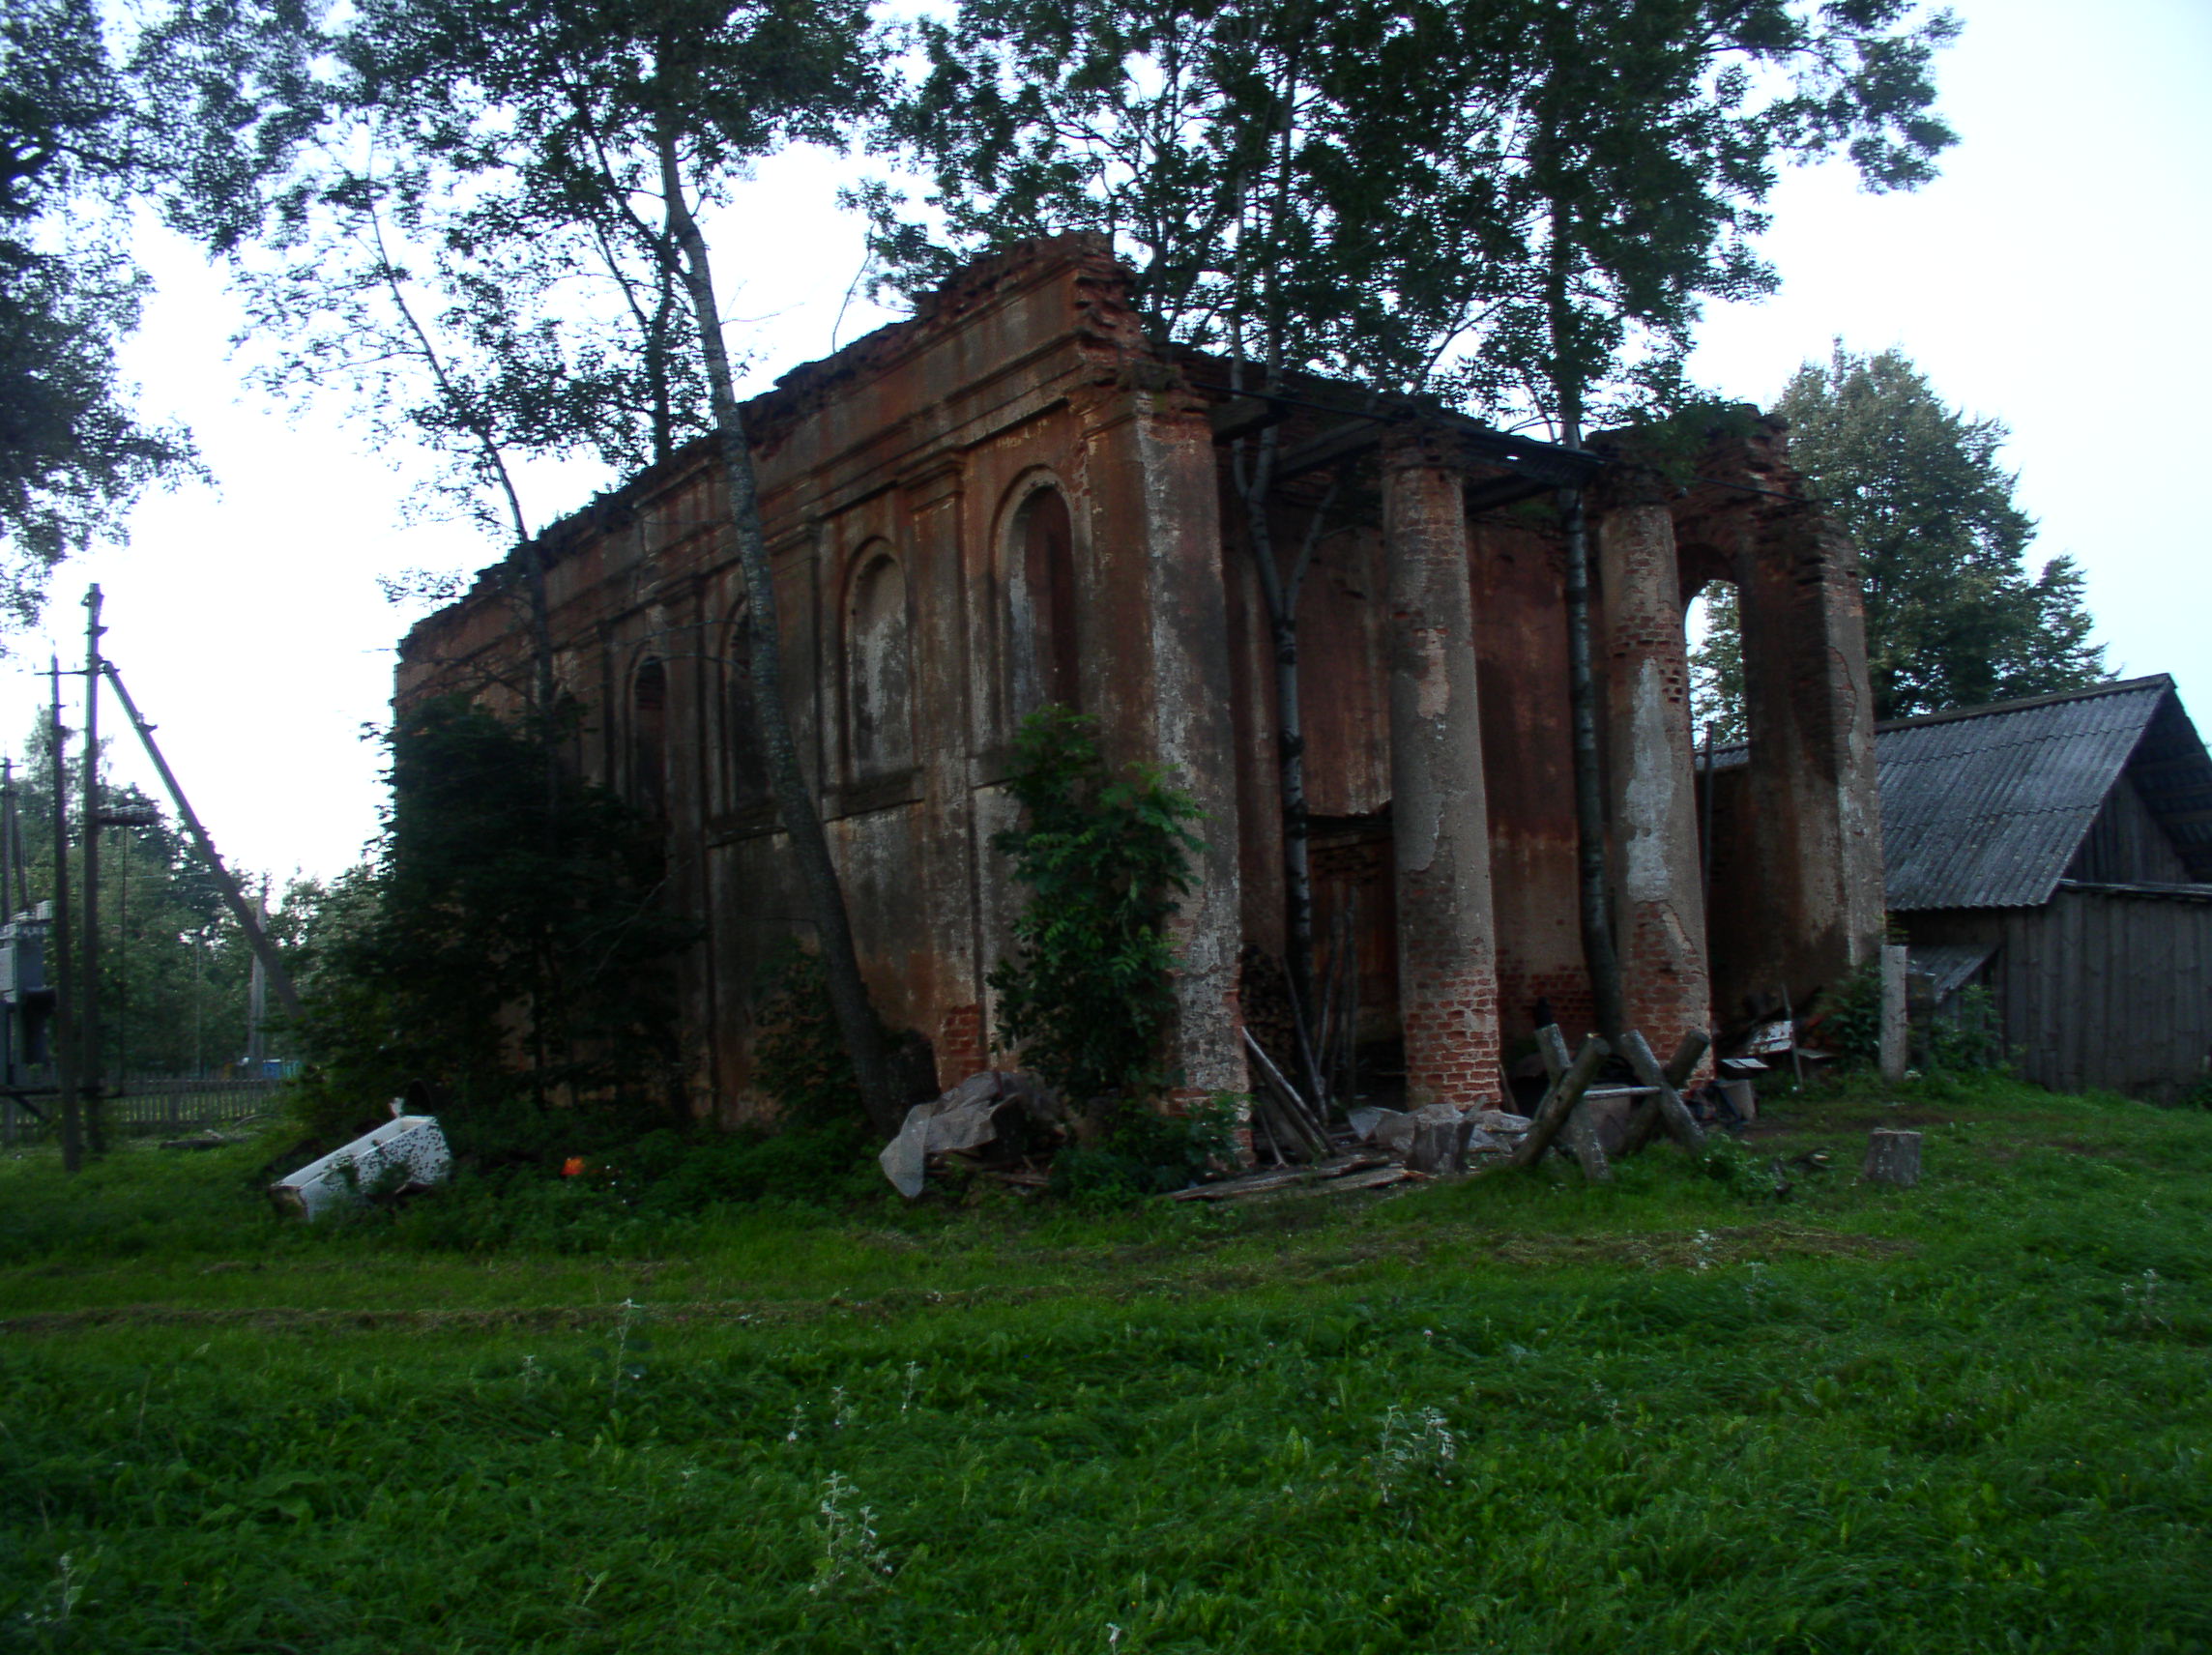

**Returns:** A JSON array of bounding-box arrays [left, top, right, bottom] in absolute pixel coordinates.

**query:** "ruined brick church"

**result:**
[[398, 235, 1883, 1119]]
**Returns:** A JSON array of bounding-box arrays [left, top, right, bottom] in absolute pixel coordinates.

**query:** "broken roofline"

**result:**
[[406, 233, 1618, 643], [1164, 349, 1600, 498], [402, 232, 1140, 648]]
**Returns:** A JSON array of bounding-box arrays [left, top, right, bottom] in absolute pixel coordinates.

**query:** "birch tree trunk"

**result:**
[[658, 133, 898, 1137]]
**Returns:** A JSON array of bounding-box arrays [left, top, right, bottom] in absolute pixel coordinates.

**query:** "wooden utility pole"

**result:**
[[245, 878, 269, 1068], [1, 757, 25, 915], [0, 759, 14, 924], [48, 658, 78, 1173], [102, 662, 302, 1020], [81, 585, 105, 1156]]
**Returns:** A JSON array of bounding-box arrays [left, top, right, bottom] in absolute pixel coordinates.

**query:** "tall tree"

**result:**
[[877, 0, 1505, 1103], [1400, 0, 1957, 1039], [0, 0, 194, 624], [287, 0, 904, 1132], [0, 0, 321, 626], [1693, 345, 2106, 733], [292, 696, 695, 1143], [882, 0, 1958, 1048]]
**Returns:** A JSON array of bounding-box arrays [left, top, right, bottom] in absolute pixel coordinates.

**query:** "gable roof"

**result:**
[[1877, 675, 2212, 910]]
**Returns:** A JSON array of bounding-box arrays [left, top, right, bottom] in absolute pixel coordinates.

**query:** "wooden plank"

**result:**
[[1208, 396, 1288, 443], [1273, 417, 1387, 480], [1242, 1030, 1330, 1159]]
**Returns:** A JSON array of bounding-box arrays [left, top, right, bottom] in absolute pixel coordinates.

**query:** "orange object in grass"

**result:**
[[562, 1157, 587, 1177]]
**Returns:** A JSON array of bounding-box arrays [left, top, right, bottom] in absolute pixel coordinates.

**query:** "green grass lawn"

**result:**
[[2, 1074, 2209, 1653]]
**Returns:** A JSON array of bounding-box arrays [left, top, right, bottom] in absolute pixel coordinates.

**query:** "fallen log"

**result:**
[[1508, 1035, 1611, 1169], [1618, 1029, 1712, 1155], [1615, 1029, 1706, 1153], [1536, 1023, 1611, 1182]]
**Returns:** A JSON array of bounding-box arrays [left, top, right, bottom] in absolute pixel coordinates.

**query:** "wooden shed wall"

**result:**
[[1906, 888, 2212, 1101], [2065, 772, 2194, 885]]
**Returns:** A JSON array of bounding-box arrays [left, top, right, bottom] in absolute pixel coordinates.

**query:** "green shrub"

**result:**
[[752, 942, 869, 1128], [1050, 1093, 1239, 1207], [1817, 958, 1884, 1064], [988, 707, 1203, 1108], [1923, 982, 2007, 1073]]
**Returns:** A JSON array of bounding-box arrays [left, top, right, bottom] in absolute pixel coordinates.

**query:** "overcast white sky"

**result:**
[[16, 0, 2209, 885]]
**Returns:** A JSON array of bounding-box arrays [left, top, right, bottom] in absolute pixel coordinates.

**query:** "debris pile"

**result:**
[[878, 1071, 1071, 1198], [884, 1018, 1756, 1204]]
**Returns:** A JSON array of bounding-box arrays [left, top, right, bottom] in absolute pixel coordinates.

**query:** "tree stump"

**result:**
[[1862, 1127, 1922, 1187], [1406, 1115, 1471, 1176]]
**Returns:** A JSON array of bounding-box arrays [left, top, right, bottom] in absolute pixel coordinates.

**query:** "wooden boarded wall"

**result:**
[[1990, 886, 2212, 1101]]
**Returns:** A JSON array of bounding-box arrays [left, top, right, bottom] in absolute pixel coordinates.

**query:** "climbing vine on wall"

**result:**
[[988, 707, 1204, 1108]]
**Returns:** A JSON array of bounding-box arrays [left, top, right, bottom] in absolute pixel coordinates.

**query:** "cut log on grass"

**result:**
[[1862, 1128, 1922, 1187], [1509, 1035, 1611, 1169], [1406, 1107, 1473, 1176], [1615, 1029, 1708, 1156]]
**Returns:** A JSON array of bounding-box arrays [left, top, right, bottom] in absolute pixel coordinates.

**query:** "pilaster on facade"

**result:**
[[1076, 380, 1248, 1100]]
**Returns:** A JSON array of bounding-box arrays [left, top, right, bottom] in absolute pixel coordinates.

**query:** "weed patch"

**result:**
[[2, 1072, 2209, 1651]]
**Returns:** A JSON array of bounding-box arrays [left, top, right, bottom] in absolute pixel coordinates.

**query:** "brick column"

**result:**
[[1738, 502, 1885, 1001], [1594, 479, 1711, 1057], [1076, 383, 1246, 1101], [1382, 428, 1501, 1107]]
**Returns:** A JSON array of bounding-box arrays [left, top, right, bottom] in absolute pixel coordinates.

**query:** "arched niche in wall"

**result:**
[[722, 605, 771, 812], [845, 544, 915, 781], [1004, 479, 1079, 726], [630, 655, 668, 822]]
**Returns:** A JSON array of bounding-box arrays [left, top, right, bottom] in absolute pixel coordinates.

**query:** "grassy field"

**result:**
[[2, 1073, 2208, 1653]]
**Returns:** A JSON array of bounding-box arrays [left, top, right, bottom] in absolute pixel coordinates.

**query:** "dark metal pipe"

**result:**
[[1559, 484, 1625, 1042]]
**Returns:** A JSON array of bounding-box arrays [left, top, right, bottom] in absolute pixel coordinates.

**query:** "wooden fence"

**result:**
[[0, 1078, 285, 1148]]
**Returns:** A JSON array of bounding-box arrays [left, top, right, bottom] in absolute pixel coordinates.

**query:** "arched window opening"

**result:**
[[725, 611, 771, 812], [848, 551, 914, 780], [1010, 485, 1078, 721], [1683, 577, 1744, 747], [631, 657, 668, 822]]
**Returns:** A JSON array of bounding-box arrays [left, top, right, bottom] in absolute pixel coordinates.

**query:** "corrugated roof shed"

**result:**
[[1877, 676, 2212, 910]]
